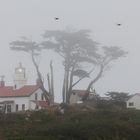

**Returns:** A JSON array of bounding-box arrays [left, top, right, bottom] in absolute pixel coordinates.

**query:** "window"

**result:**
[[35, 105, 39, 110], [7, 105, 11, 113], [16, 104, 18, 112], [129, 102, 134, 106], [0, 106, 3, 111], [35, 93, 38, 100], [22, 104, 25, 111], [41, 93, 44, 100]]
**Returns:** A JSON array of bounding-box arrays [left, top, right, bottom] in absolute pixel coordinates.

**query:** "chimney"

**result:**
[[0, 75, 5, 87]]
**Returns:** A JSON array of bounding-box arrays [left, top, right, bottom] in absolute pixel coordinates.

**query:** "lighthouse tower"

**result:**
[[14, 63, 27, 89]]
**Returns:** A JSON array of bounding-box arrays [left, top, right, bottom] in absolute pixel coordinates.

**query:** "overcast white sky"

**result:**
[[0, 0, 140, 101]]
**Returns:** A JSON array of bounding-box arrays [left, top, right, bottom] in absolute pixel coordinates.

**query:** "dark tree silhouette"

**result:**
[[42, 29, 127, 103], [42, 29, 99, 103], [10, 39, 51, 104], [83, 47, 127, 101], [106, 91, 129, 102]]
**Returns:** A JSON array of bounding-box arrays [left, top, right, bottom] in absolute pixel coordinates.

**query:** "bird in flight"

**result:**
[[54, 17, 59, 20], [117, 23, 121, 26]]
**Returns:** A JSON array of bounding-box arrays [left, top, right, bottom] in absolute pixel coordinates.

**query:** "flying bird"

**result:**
[[54, 17, 59, 20], [117, 23, 121, 26]]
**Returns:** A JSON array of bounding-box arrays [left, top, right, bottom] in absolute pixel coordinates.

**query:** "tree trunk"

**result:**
[[64, 56, 71, 103], [47, 74, 51, 98], [62, 73, 66, 103], [65, 69, 70, 103], [82, 64, 104, 101], [31, 51, 50, 104], [67, 66, 75, 104], [50, 61, 54, 104]]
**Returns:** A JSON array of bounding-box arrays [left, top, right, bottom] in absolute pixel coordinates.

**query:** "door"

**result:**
[[7, 104, 11, 113]]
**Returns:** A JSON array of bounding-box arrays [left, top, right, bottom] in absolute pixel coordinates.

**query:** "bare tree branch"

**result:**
[[72, 67, 95, 88]]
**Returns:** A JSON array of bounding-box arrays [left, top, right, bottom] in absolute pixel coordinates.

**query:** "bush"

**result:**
[[1, 107, 140, 139]]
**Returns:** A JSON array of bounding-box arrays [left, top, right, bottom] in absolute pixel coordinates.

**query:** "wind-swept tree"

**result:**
[[10, 39, 51, 104], [82, 46, 127, 101], [42, 30, 99, 103], [42, 29, 127, 103]]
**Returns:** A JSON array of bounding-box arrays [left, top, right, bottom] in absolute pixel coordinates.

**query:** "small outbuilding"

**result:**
[[70, 90, 97, 104], [126, 93, 140, 110]]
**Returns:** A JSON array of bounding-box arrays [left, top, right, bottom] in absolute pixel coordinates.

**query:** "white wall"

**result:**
[[70, 94, 81, 104], [29, 88, 44, 110], [0, 88, 44, 112], [0, 97, 29, 112]]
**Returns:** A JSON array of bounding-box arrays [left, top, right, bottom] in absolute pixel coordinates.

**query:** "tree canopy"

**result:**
[[10, 39, 51, 103], [106, 91, 129, 102], [42, 29, 127, 103], [10, 29, 127, 104]]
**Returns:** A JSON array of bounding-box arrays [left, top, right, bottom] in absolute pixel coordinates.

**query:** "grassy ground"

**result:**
[[0, 106, 140, 140]]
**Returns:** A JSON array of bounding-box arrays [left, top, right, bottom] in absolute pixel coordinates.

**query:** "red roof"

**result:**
[[0, 85, 40, 97]]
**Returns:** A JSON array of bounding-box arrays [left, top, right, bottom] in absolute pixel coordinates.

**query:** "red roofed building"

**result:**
[[0, 63, 48, 113]]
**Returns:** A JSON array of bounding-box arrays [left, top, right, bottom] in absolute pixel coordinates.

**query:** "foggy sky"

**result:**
[[0, 0, 140, 101]]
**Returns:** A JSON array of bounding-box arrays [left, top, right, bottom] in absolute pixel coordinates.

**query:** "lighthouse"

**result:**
[[14, 63, 27, 89]]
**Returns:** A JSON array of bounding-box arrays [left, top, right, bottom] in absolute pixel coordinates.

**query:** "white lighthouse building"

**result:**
[[0, 63, 48, 113], [14, 63, 27, 89]]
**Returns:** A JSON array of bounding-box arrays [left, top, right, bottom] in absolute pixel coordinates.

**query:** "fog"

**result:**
[[0, 0, 140, 102]]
